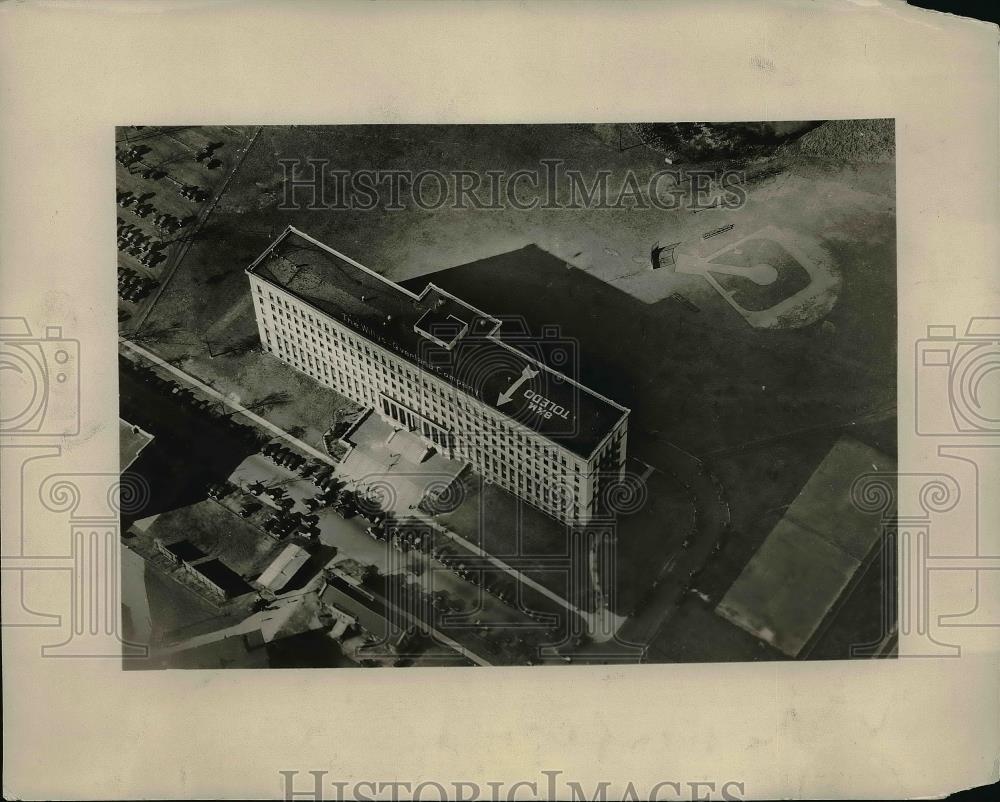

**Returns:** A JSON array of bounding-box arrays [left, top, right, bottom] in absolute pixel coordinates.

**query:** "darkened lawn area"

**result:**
[[134, 213, 360, 451], [265, 631, 360, 668], [646, 597, 785, 663], [118, 356, 263, 526], [605, 469, 693, 615], [409, 242, 894, 462], [436, 471, 568, 558], [694, 416, 896, 609], [435, 472, 605, 610], [417, 241, 895, 646]]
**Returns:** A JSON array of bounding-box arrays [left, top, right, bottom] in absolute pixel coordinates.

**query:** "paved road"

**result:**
[[618, 445, 730, 648]]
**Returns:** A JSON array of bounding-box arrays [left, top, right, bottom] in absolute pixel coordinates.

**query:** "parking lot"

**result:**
[[228, 452, 551, 630], [116, 125, 255, 327]]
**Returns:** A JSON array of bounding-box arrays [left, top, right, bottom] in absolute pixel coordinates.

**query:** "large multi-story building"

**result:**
[[247, 227, 629, 525]]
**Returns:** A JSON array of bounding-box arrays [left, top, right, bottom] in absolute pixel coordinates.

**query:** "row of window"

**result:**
[[257, 284, 586, 457], [252, 280, 624, 520]]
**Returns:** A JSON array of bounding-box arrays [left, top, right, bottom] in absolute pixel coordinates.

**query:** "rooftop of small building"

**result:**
[[119, 418, 154, 472], [161, 538, 208, 563], [715, 436, 896, 658], [188, 558, 252, 597], [248, 227, 628, 460], [257, 543, 311, 593]]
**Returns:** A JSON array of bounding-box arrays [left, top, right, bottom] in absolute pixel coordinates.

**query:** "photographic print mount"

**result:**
[[113, 121, 898, 669]]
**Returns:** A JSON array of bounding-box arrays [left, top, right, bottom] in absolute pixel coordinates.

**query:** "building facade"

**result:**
[[247, 227, 629, 525]]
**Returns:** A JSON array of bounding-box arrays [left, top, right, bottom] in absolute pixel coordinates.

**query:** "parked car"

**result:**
[[333, 502, 356, 519]]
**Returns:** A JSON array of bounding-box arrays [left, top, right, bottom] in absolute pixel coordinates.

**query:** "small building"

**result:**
[[256, 544, 311, 593], [184, 558, 252, 599], [155, 538, 208, 565], [715, 436, 896, 657], [320, 579, 388, 642], [119, 418, 154, 472]]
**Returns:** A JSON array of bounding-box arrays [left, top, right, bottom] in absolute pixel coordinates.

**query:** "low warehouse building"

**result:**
[[715, 436, 895, 657]]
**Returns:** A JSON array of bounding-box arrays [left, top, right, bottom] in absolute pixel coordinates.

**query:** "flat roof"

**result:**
[[257, 544, 310, 592], [248, 227, 628, 459], [119, 418, 154, 472], [715, 437, 896, 657], [162, 539, 207, 563], [189, 558, 252, 598], [321, 579, 389, 640]]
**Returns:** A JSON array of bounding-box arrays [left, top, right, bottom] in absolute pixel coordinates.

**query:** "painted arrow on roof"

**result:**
[[497, 366, 539, 407]]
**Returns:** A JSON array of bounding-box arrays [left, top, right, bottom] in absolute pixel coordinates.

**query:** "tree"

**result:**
[[128, 322, 182, 347], [246, 391, 291, 414]]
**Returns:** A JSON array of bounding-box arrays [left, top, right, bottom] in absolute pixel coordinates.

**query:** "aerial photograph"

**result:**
[[116, 121, 897, 668]]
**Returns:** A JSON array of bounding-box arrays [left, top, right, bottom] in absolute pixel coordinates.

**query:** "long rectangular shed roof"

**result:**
[[715, 437, 896, 657], [257, 544, 310, 593]]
